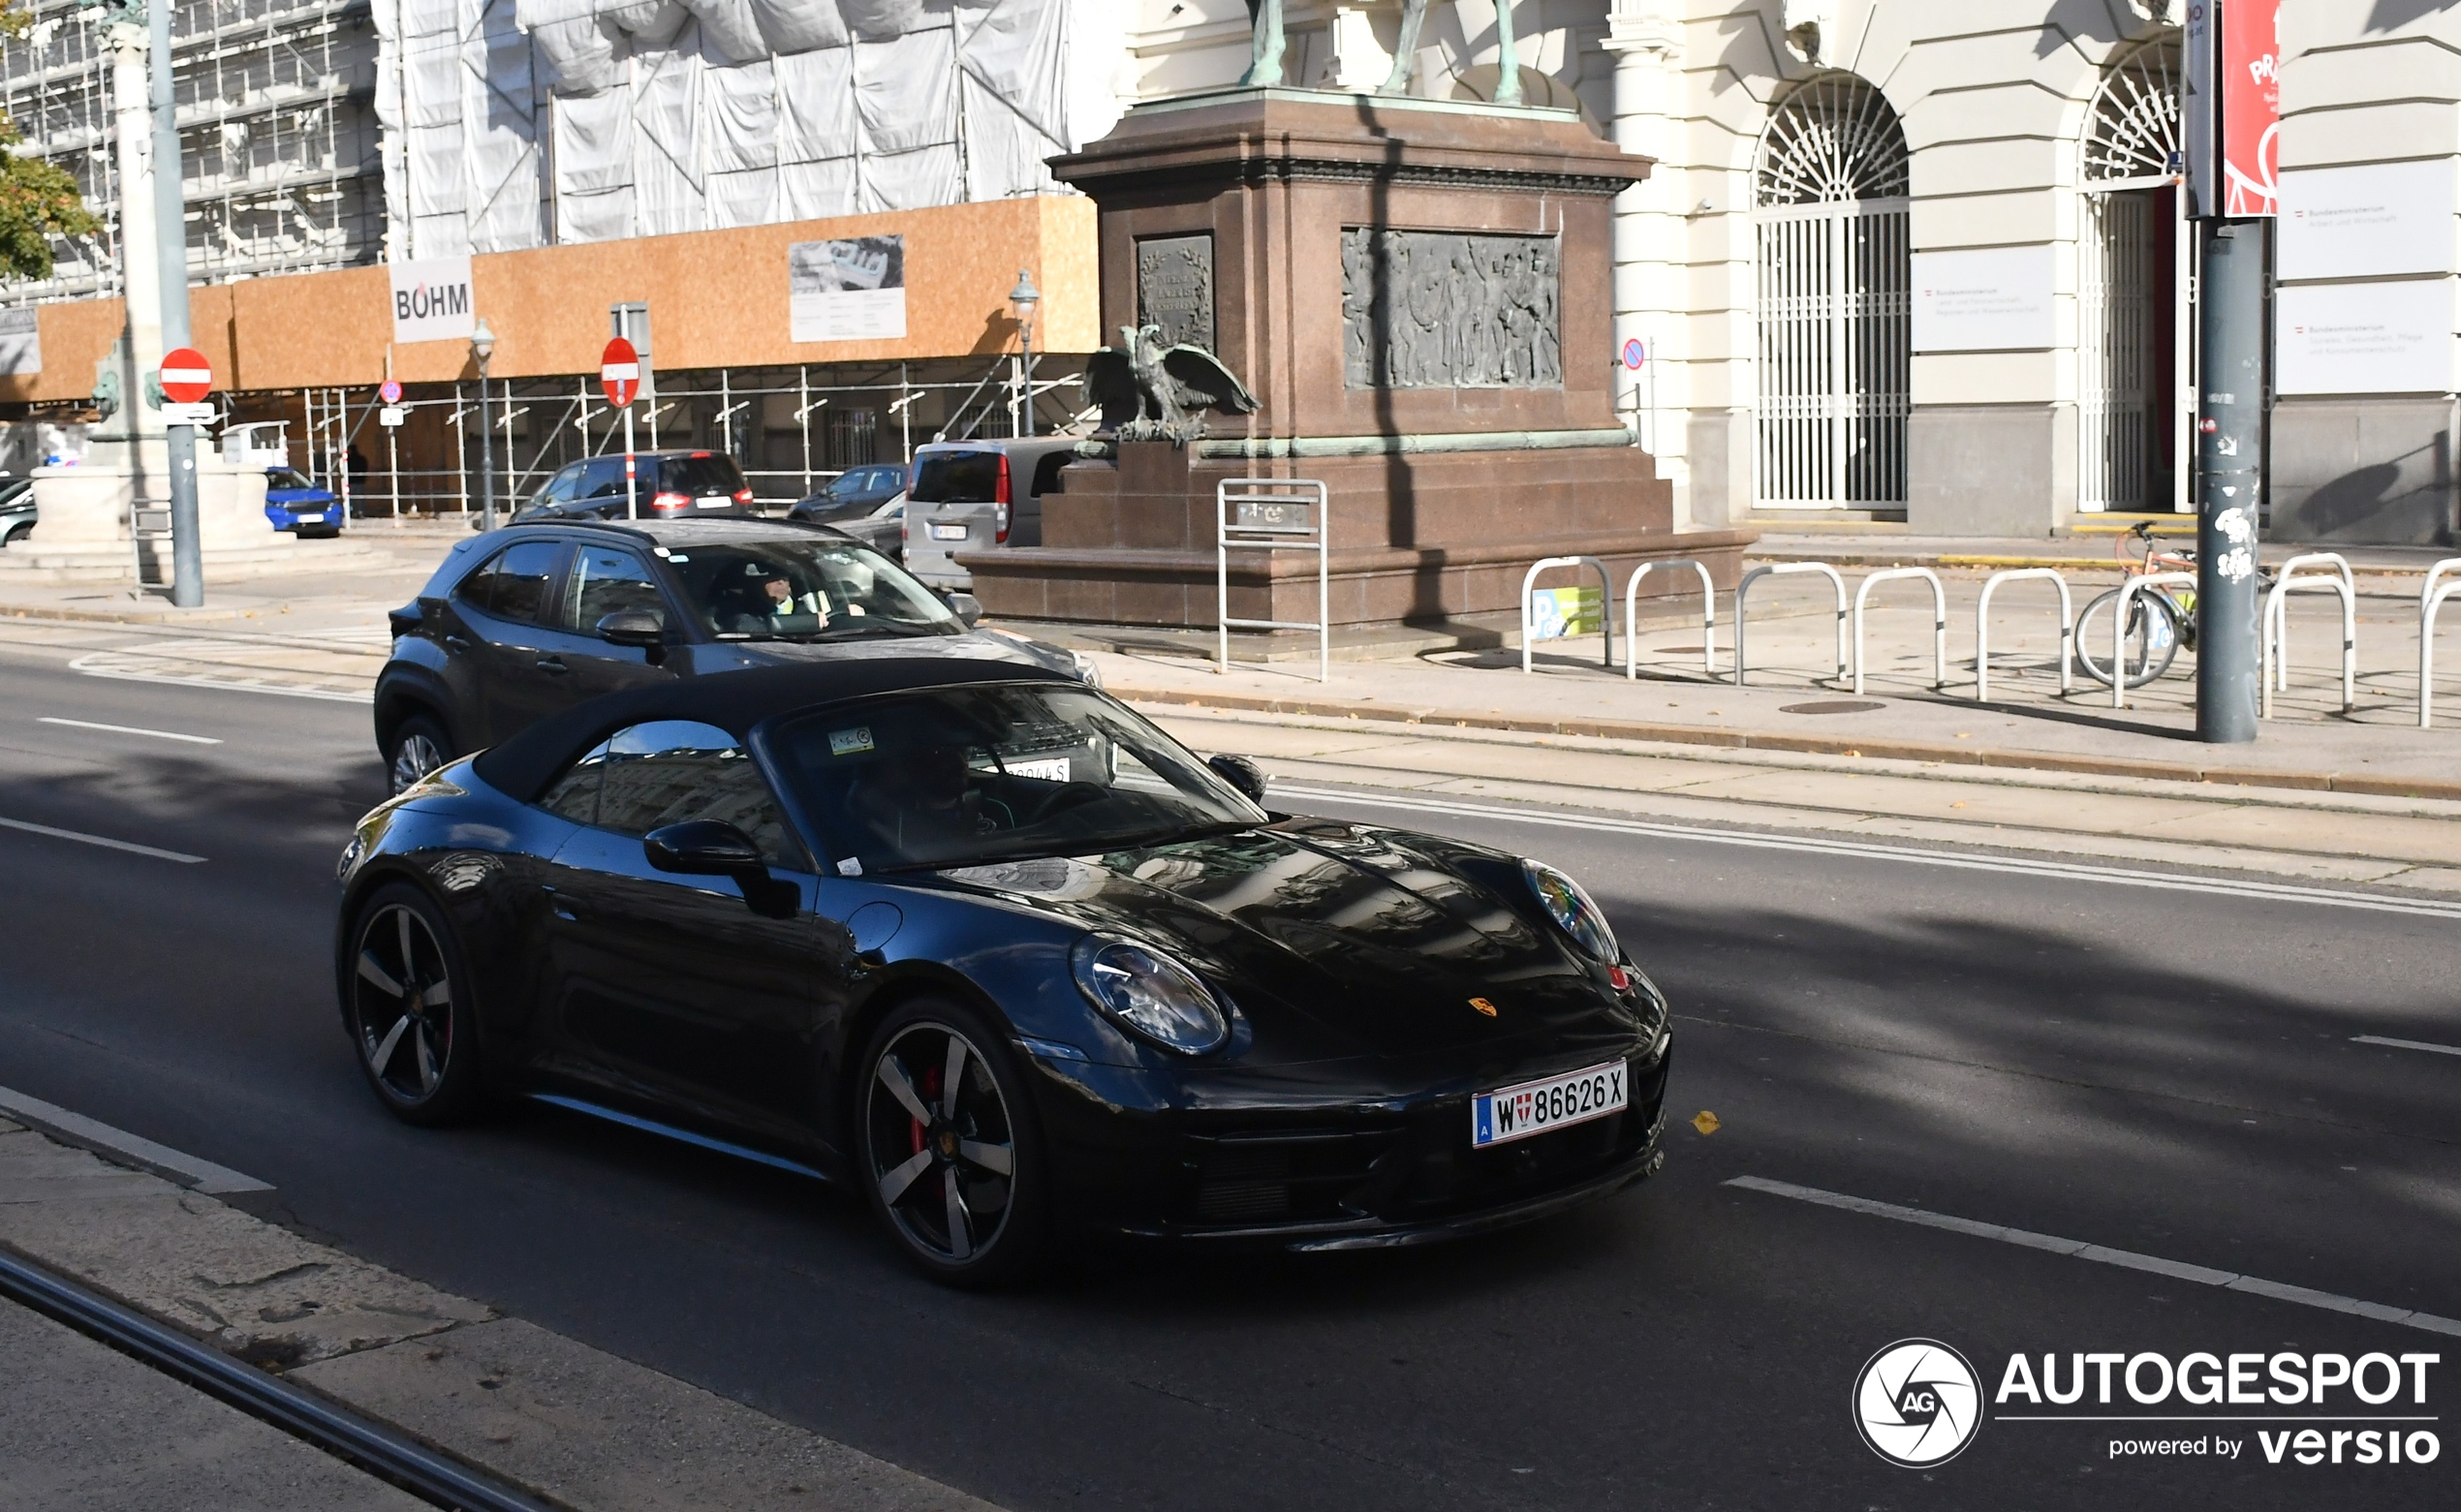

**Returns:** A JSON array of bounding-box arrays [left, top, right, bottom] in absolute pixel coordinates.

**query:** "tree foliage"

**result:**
[[0, 0, 100, 282]]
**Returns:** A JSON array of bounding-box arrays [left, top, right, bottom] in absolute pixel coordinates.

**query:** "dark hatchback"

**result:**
[[374, 516, 1097, 794], [513, 451, 755, 523], [337, 659, 1671, 1284]]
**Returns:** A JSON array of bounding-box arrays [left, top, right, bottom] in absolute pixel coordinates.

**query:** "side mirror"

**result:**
[[643, 820, 796, 918], [596, 609, 666, 651], [1207, 754, 1267, 803], [945, 591, 983, 627]]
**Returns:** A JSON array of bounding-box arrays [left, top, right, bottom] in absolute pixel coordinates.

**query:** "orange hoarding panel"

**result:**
[[0, 195, 1095, 404]]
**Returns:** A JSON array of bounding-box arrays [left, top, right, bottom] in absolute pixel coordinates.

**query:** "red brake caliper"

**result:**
[[912, 1064, 939, 1158]]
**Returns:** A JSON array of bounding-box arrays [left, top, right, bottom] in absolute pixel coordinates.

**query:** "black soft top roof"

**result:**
[[471, 659, 1071, 804]]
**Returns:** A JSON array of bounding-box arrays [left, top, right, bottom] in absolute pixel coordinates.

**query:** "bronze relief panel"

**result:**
[[1136, 234, 1216, 353], [1340, 229, 1562, 390]]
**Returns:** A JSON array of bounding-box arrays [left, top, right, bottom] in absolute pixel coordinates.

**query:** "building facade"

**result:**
[[5, 2, 2457, 542], [1127, 0, 2461, 544]]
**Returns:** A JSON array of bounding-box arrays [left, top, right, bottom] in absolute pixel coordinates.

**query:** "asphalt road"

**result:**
[[0, 643, 2456, 1510]]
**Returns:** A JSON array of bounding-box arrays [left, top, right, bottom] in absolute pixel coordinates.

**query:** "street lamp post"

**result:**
[[1009, 269, 1040, 439], [471, 318, 496, 531]]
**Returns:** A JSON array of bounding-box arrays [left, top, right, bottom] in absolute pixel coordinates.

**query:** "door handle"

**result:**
[[444, 634, 472, 651], [543, 883, 582, 922], [536, 655, 569, 673]]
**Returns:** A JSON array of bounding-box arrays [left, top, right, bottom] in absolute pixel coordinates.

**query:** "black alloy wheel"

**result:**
[[858, 1002, 1049, 1286], [345, 885, 482, 1125], [387, 714, 452, 796]]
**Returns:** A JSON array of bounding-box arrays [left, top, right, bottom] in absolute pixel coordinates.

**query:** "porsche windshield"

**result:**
[[663, 539, 958, 641], [771, 684, 1266, 872]]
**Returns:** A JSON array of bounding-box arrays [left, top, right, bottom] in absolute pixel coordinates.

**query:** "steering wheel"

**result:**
[[1021, 781, 1106, 825]]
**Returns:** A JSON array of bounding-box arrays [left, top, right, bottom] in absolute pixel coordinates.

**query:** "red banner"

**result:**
[[2221, 0, 2280, 216]]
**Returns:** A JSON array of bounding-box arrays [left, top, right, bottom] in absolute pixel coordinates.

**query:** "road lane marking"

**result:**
[[1274, 782, 2461, 920], [38, 716, 222, 745], [2353, 1034, 2461, 1059], [0, 816, 204, 863], [0, 1083, 269, 1193], [1726, 1175, 2461, 1340]]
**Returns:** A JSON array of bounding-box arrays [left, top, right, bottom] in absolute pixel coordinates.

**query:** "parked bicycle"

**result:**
[[2073, 521, 2279, 689]]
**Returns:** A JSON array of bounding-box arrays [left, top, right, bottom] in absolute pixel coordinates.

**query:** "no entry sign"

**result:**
[[159, 348, 212, 404], [601, 337, 639, 407]]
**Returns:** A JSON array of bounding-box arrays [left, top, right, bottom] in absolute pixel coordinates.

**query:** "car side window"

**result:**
[[564, 545, 666, 632], [538, 737, 611, 825], [452, 540, 562, 624], [577, 457, 631, 502], [593, 720, 795, 865], [531, 464, 582, 509]]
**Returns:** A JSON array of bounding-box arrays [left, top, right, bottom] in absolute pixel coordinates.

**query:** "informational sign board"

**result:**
[[0, 308, 39, 376], [158, 348, 212, 403], [160, 401, 217, 425], [388, 256, 477, 343], [379, 378, 403, 405], [601, 336, 639, 407], [790, 235, 906, 343], [2279, 161, 2455, 281], [2276, 281, 2454, 395], [1910, 246, 2057, 352], [379, 406, 406, 428]]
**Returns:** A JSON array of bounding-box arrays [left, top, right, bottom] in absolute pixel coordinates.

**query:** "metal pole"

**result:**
[[479, 365, 495, 531], [149, 1, 202, 606], [388, 412, 398, 519], [1020, 323, 1035, 439], [2194, 219, 2263, 743], [624, 405, 638, 519]]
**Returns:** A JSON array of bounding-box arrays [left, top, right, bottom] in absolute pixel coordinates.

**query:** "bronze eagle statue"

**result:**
[[1082, 324, 1258, 447]]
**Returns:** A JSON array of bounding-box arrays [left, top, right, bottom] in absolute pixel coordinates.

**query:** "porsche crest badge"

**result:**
[[1469, 997, 1497, 1017]]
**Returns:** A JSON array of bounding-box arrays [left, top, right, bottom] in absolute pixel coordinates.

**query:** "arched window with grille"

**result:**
[[2079, 37, 2194, 514], [1753, 75, 1911, 511]]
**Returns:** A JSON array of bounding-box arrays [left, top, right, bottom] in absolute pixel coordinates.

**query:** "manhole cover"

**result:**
[[1779, 699, 1886, 715]]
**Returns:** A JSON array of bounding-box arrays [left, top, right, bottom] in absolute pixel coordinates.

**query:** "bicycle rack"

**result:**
[[1520, 556, 1613, 675], [2260, 553, 2355, 718], [1216, 478, 1329, 683], [2420, 558, 2461, 727], [1974, 568, 2072, 703], [1733, 562, 1847, 688], [1851, 568, 1947, 696], [1623, 559, 1716, 681], [2264, 552, 2353, 692], [2109, 571, 2196, 709]]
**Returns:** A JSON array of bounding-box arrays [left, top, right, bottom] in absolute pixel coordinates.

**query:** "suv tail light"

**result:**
[[732, 487, 753, 505], [650, 490, 689, 512], [994, 453, 1012, 542]]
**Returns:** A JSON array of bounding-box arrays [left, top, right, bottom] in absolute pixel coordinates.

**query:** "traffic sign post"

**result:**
[[158, 347, 213, 606], [603, 337, 639, 519]]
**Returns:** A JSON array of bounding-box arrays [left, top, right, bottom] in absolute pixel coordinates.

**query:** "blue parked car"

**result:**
[[265, 468, 343, 537]]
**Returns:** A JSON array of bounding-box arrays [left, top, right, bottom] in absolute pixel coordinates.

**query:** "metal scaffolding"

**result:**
[[0, 0, 384, 304]]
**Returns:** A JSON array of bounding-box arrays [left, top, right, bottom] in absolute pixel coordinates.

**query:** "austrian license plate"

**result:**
[[929, 523, 969, 540], [1471, 1061, 1628, 1148]]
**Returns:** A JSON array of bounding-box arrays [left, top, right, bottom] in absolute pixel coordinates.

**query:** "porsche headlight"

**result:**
[[1521, 857, 1620, 964], [1071, 937, 1227, 1054]]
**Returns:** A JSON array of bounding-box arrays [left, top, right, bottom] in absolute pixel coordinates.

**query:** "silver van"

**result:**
[[900, 438, 1079, 589]]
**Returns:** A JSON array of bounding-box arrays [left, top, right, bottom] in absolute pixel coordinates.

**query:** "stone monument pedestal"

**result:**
[[5, 437, 310, 585], [962, 87, 1753, 631]]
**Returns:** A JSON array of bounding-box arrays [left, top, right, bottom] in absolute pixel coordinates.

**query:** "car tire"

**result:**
[[2, 523, 28, 547], [341, 882, 484, 1126], [385, 713, 453, 796], [857, 998, 1053, 1288]]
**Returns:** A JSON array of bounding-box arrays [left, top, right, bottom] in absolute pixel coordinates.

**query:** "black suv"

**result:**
[[375, 516, 1096, 792], [512, 451, 755, 523]]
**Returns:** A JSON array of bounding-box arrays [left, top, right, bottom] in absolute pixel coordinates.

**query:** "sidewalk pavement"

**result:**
[[0, 1113, 1001, 1512]]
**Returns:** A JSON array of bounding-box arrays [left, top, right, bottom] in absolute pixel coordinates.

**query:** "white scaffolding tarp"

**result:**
[[382, 0, 1120, 259]]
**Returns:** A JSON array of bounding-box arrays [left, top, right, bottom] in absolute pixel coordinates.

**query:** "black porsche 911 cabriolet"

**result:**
[[334, 659, 1672, 1284]]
